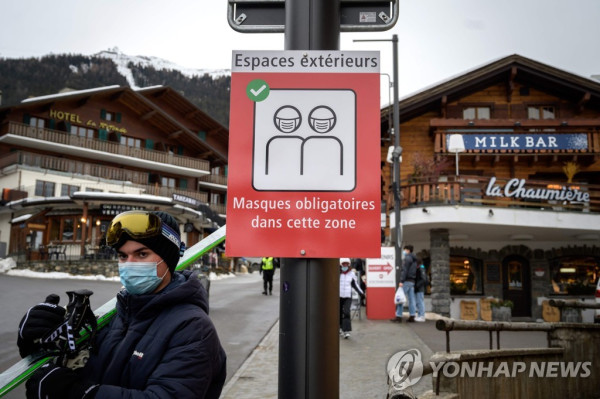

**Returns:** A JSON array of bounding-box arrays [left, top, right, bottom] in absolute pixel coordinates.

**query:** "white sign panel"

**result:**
[[253, 89, 356, 191], [366, 246, 396, 287]]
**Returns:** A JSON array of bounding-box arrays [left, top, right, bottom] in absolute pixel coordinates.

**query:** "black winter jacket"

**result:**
[[81, 270, 226, 399], [400, 253, 418, 283]]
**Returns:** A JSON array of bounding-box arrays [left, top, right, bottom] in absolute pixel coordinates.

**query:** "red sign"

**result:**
[[368, 264, 394, 274], [226, 50, 380, 258]]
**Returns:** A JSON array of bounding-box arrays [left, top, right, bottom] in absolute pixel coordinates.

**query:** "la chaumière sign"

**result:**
[[486, 177, 590, 204]]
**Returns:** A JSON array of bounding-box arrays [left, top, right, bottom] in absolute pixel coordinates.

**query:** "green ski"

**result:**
[[0, 225, 226, 397]]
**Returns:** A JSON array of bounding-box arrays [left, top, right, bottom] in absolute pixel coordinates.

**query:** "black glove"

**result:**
[[26, 363, 98, 399], [17, 294, 66, 357]]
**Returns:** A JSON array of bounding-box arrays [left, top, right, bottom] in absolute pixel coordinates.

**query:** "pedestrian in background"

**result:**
[[352, 258, 367, 305], [414, 261, 428, 322], [339, 258, 364, 339], [260, 256, 275, 295], [391, 282, 406, 322], [399, 245, 418, 322]]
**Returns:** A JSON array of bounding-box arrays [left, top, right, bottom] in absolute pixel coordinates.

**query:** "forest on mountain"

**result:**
[[0, 54, 231, 126]]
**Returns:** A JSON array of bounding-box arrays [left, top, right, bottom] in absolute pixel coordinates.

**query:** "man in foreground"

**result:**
[[19, 210, 227, 399]]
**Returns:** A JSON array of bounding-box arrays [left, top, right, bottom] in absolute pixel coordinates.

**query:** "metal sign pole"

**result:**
[[278, 1, 340, 398], [391, 34, 402, 287]]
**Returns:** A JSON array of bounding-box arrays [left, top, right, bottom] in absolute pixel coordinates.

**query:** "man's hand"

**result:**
[[26, 363, 98, 399], [17, 294, 66, 357]]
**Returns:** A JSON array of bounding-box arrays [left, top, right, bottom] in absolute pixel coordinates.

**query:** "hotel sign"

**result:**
[[449, 133, 588, 151]]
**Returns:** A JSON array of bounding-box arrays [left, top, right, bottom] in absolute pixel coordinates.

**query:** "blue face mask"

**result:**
[[119, 260, 167, 295], [341, 266, 349, 272]]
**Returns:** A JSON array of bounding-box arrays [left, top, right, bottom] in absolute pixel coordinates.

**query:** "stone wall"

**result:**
[[16, 260, 119, 277], [427, 324, 600, 399], [430, 229, 450, 316]]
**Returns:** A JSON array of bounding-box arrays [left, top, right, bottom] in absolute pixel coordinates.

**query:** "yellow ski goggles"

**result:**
[[106, 211, 165, 247]]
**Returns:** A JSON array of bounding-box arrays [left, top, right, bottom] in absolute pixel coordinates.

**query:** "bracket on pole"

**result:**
[[228, 0, 399, 33]]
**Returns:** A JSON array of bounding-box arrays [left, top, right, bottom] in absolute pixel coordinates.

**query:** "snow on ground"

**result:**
[[0, 257, 235, 281], [0, 257, 17, 273]]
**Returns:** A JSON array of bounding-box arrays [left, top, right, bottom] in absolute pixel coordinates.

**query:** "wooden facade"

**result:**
[[0, 85, 228, 261], [380, 55, 600, 319]]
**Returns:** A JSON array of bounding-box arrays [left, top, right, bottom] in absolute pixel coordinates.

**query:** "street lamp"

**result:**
[[354, 34, 402, 285], [448, 134, 466, 176]]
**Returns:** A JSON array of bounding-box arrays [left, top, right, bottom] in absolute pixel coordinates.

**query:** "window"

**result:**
[[551, 256, 599, 295], [85, 187, 103, 193], [528, 106, 555, 120], [61, 184, 80, 196], [35, 180, 55, 197], [70, 125, 95, 139], [49, 219, 60, 242], [463, 107, 490, 120], [211, 193, 220, 204], [62, 218, 74, 241], [450, 256, 483, 295], [29, 117, 45, 128], [101, 110, 114, 121], [120, 135, 141, 148], [161, 177, 176, 188], [100, 109, 122, 123], [49, 216, 84, 243]]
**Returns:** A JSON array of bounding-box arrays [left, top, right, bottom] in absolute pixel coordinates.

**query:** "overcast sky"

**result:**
[[2, 0, 599, 100]]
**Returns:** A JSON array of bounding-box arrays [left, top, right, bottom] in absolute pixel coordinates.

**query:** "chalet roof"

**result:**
[[137, 86, 229, 158], [385, 54, 600, 121], [2, 85, 228, 164], [21, 85, 122, 103]]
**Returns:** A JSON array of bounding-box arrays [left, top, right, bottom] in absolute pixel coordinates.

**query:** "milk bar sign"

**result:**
[[449, 133, 588, 151]]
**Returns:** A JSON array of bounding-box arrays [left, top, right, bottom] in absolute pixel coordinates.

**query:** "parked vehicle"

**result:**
[[237, 257, 262, 273]]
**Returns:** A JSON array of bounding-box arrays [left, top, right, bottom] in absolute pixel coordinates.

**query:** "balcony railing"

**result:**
[[198, 174, 228, 187], [0, 151, 149, 185], [400, 175, 600, 213], [209, 203, 227, 215], [2, 122, 210, 172], [2, 151, 209, 205], [143, 185, 208, 203]]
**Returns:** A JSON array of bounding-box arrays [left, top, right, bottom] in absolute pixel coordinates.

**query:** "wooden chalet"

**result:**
[[0, 85, 228, 262], [381, 54, 600, 319]]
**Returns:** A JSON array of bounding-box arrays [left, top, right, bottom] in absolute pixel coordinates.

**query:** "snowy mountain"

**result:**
[[94, 47, 230, 89], [0, 50, 232, 126]]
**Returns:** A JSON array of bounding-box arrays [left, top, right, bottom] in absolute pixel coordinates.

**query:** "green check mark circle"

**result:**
[[246, 79, 270, 102]]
